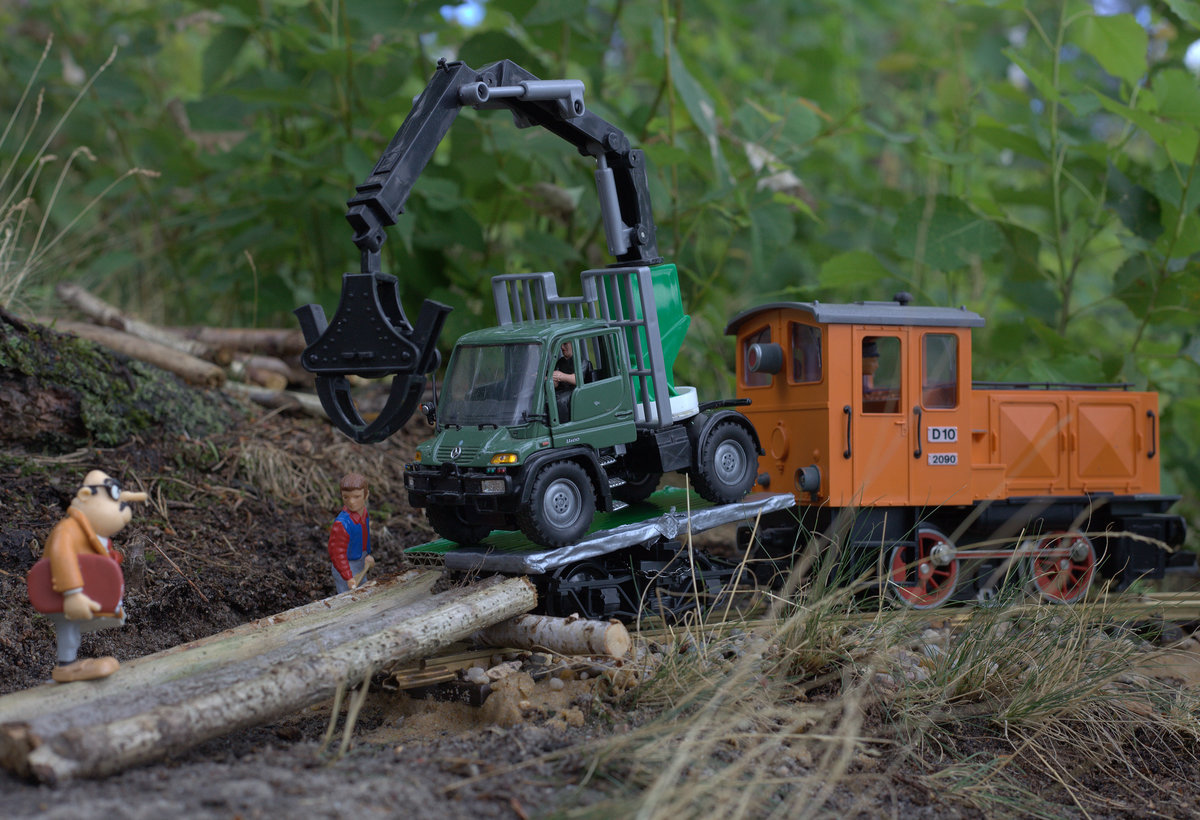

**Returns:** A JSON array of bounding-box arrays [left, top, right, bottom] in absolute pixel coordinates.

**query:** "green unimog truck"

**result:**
[[404, 264, 761, 547]]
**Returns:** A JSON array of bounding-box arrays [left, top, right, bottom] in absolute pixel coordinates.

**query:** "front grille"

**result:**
[[434, 441, 483, 462]]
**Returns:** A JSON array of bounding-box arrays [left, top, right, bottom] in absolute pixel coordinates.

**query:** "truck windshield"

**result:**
[[440, 343, 543, 427]]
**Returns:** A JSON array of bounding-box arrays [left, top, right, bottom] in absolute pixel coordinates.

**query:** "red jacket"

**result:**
[[328, 508, 369, 580]]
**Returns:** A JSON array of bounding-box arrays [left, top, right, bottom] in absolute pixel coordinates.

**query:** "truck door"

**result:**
[[550, 333, 635, 449], [907, 330, 972, 505], [851, 330, 910, 505]]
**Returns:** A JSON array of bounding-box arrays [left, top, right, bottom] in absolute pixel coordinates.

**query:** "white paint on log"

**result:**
[[0, 571, 536, 783], [474, 614, 631, 658]]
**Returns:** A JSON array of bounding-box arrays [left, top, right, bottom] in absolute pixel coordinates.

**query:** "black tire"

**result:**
[[613, 470, 662, 503], [517, 460, 596, 547], [427, 505, 492, 545], [692, 420, 758, 504]]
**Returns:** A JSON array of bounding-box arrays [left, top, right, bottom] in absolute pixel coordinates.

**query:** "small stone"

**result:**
[[548, 677, 565, 691], [464, 667, 490, 685]]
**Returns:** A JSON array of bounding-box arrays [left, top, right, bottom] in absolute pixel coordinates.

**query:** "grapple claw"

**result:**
[[295, 271, 451, 442]]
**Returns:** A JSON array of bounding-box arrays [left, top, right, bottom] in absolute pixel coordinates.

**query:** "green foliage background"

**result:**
[[1, 0, 1197, 512]]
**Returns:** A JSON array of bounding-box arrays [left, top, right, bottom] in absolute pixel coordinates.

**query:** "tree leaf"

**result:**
[[669, 50, 730, 182], [1152, 69, 1200, 124], [202, 27, 250, 93], [1071, 13, 1147, 86], [1163, 0, 1200, 29], [1106, 164, 1163, 243], [893, 196, 1005, 270], [818, 250, 892, 288]]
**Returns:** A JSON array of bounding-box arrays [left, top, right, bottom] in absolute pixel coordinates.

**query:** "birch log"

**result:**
[[55, 282, 217, 361], [474, 614, 631, 658], [54, 320, 226, 387], [0, 571, 536, 783]]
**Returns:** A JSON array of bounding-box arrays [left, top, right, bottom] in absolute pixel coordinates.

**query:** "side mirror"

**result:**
[[420, 401, 436, 425]]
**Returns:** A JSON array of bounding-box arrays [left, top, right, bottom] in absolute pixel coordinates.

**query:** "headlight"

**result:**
[[480, 479, 506, 494], [490, 453, 518, 465]]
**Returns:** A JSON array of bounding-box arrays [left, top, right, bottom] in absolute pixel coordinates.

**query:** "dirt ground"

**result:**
[[2, 381, 1200, 817]]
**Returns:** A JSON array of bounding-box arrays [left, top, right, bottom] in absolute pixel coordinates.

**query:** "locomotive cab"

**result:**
[[726, 296, 981, 510]]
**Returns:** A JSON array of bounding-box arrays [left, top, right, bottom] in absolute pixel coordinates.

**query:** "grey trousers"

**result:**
[[49, 608, 126, 664], [332, 557, 367, 594]]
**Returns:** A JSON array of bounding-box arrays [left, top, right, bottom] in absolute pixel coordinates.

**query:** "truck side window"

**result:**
[[742, 326, 771, 388], [862, 336, 901, 414], [923, 333, 958, 409], [789, 323, 821, 383], [583, 334, 610, 382]]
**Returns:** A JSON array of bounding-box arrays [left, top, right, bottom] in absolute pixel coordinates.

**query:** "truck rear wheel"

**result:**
[[518, 460, 596, 547], [693, 421, 757, 504], [427, 505, 493, 545]]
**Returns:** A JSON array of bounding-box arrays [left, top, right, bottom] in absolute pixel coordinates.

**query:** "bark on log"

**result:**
[[56, 283, 217, 361], [0, 571, 536, 783], [170, 326, 307, 357], [53, 320, 226, 388], [229, 353, 299, 390], [474, 614, 631, 658], [223, 382, 327, 417]]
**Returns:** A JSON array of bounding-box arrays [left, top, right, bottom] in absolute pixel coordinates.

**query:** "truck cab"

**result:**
[[407, 266, 760, 549]]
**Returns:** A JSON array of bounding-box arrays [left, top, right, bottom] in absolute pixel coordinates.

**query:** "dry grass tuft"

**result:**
[[0, 36, 157, 311], [570, 541, 1200, 819]]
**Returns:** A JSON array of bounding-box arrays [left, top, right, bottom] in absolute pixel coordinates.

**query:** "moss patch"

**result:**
[[0, 308, 238, 451]]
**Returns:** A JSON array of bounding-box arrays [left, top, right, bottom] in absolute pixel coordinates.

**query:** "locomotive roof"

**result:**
[[724, 300, 986, 334]]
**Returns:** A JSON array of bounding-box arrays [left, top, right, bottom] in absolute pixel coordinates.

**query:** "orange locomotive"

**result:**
[[727, 293, 1186, 608]]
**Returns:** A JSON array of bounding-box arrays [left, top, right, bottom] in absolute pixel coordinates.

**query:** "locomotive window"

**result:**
[[742, 326, 772, 388], [789, 323, 822, 383], [923, 334, 958, 409], [862, 335, 901, 414]]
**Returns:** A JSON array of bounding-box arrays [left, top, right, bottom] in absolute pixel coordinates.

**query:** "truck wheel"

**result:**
[[427, 505, 492, 545], [614, 470, 662, 503], [693, 421, 757, 504], [518, 460, 596, 547]]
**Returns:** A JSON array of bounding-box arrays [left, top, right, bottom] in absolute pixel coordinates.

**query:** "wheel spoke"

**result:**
[[1022, 532, 1095, 604], [888, 527, 958, 609]]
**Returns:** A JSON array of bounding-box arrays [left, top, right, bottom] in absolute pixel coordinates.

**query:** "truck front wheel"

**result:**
[[427, 504, 493, 545], [518, 460, 596, 547], [693, 421, 758, 504]]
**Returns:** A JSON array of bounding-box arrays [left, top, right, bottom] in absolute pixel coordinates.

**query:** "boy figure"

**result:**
[[41, 470, 147, 683], [328, 473, 374, 593]]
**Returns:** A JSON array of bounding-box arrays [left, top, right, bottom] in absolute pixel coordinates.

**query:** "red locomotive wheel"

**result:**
[[888, 527, 959, 610], [1022, 531, 1096, 604]]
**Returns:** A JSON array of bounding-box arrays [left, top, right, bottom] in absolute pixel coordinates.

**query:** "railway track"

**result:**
[[387, 591, 1200, 691]]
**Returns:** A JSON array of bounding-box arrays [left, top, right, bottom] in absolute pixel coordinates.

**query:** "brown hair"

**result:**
[[340, 472, 368, 492]]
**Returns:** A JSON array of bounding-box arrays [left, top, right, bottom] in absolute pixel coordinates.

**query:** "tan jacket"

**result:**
[[44, 508, 121, 593]]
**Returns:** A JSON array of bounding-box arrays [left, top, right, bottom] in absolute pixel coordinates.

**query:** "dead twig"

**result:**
[[148, 539, 210, 603]]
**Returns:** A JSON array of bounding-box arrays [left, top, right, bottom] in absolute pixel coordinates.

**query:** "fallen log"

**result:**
[[55, 282, 219, 362], [474, 613, 631, 658], [223, 382, 327, 417], [52, 319, 226, 388], [229, 353, 299, 390], [170, 325, 307, 357], [0, 571, 536, 783]]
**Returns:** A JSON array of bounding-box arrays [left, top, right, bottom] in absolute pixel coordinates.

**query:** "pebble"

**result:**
[[548, 677, 565, 691], [464, 667, 490, 685]]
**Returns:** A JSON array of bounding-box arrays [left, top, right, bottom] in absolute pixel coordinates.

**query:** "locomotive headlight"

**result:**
[[480, 478, 506, 494], [490, 453, 518, 465]]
